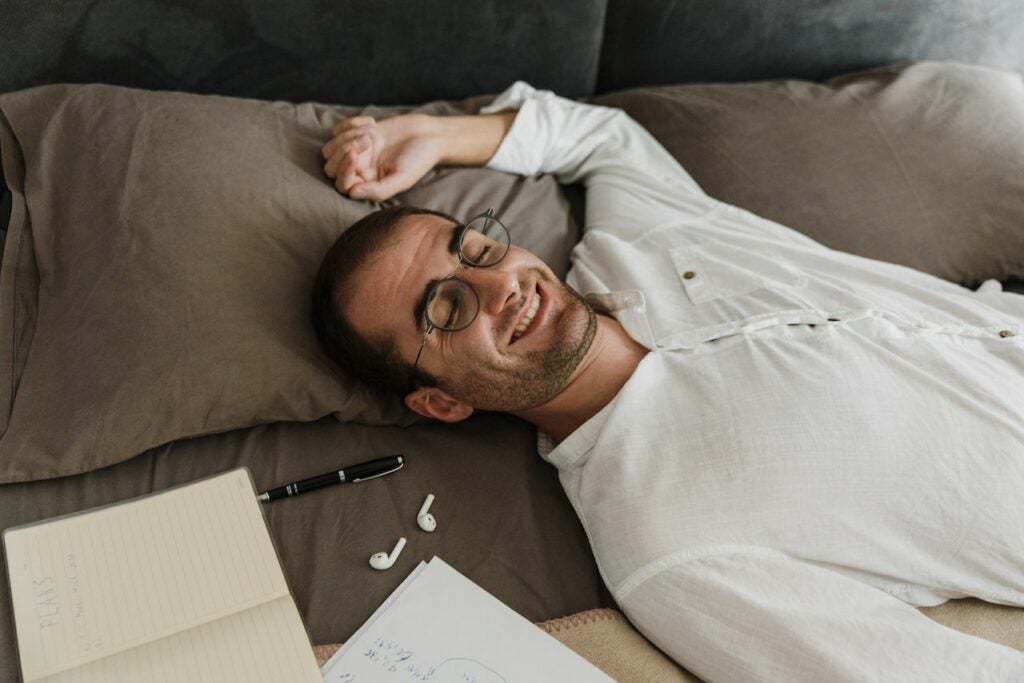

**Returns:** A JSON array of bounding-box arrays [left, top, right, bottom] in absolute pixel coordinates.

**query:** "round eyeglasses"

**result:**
[[412, 209, 511, 370]]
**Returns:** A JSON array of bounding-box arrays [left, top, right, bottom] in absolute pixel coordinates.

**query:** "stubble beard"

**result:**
[[441, 280, 597, 413]]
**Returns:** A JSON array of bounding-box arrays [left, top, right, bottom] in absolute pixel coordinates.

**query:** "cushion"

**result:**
[[0, 84, 578, 482], [597, 0, 1024, 91], [0, 0, 605, 105], [921, 599, 1024, 652], [592, 62, 1024, 286]]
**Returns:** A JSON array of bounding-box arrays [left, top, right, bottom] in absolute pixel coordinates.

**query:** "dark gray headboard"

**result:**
[[598, 0, 1024, 91], [6, 1, 1024, 105], [0, 0, 605, 104]]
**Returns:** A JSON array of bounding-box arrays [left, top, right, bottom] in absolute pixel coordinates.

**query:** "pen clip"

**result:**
[[351, 461, 405, 483]]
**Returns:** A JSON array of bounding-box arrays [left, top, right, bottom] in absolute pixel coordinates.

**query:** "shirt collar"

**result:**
[[584, 289, 656, 350], [535, 289, 654, 467]]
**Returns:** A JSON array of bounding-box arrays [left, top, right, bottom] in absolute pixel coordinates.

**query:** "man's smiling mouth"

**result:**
[[511, 288, 542, 343]]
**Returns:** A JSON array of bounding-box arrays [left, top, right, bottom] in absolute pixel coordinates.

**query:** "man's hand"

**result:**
[[322, 113, 442, 201], [322, 111, 516, 201]]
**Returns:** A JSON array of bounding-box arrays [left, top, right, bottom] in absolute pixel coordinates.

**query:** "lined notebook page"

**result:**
[[4, 468, 318, 682], [43, 597, 319, 683]]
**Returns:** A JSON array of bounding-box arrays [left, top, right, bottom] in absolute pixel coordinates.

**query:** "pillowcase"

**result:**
[[0, 84, 578, 482], [592, 61, 1024, 286]]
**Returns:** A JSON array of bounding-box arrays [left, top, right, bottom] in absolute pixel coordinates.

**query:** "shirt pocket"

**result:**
[[670, 243, 805, 305]]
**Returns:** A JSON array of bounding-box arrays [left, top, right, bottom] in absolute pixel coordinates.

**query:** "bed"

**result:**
[[2, 1, 1024, 680]]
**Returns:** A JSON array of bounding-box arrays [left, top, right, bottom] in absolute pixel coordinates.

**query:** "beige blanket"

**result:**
[[313, 600, 1024, 682]]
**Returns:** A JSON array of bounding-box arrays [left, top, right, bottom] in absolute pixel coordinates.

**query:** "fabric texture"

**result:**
[[0, 0, 604, 104], [0, 84, 579, 482], [592, 62, 1024, 287], [922, 600, 1024, 651], [597, 0, 1024, 90], [0, 412, 609, 678], [314, 608, 697, 681], [485, 81, 1024, 680], [535, 608, 697, 681], [310, 602, 1024, 681]]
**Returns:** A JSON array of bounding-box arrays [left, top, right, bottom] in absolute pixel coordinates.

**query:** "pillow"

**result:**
[[0, 84, 578, 482], [592, 61, 1024, 286]]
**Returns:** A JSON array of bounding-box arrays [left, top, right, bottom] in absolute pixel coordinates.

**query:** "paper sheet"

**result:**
[[321, 557, 613, 682], [4, 468, 320, 682]]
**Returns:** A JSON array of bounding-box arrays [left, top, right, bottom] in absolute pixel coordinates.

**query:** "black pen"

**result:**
[[257, 455, 404, 503]]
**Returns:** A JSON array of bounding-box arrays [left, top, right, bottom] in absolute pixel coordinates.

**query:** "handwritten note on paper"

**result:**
[[321, 557, 613, 683], [353, 635, 514, 682]]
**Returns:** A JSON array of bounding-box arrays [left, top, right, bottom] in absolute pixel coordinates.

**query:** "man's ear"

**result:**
[[404, 386, 475, 422]]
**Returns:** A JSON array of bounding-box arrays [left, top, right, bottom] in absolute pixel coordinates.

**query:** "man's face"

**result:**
[[344, 214, 596, 412]]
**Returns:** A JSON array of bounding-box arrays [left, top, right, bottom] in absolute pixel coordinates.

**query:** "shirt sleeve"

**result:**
[[619, 550, 1024, 682], [480, 81, 709, 234]]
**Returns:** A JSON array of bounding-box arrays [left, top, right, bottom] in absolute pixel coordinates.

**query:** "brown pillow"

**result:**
[[0, 84, 578, 482], [592, 61, 1024, 286]]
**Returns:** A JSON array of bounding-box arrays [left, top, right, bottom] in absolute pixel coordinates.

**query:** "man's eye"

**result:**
[[473, 245, 492, 264], [462, 229, 499, 265], [443, 298, 461, 329]]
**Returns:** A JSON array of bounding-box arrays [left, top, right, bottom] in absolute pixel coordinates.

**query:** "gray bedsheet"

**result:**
[[0, 414, 609, 679]]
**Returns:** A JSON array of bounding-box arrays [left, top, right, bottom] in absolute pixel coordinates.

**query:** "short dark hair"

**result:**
[[311, 205, 458, 396]]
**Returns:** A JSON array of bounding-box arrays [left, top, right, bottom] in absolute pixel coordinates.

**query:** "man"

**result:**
[[314, 82, 1024, 681]]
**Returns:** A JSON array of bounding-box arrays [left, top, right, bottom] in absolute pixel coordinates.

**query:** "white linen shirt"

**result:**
[[482, 82, 1024, 682]]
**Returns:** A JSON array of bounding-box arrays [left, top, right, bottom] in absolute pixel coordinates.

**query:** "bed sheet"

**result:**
[[0, 413, 610, 679]]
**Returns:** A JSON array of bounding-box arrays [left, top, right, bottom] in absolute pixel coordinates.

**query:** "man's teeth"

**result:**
[[512, 294, 541, 342]]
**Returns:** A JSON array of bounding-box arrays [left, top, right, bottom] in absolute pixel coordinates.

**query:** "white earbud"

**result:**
[[417, 494, 437, 533], [369, 537, 406, 571]]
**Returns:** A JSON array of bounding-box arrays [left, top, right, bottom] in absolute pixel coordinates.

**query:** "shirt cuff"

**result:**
[[480, 80, 540, 114], [479, 81, 549, 175]]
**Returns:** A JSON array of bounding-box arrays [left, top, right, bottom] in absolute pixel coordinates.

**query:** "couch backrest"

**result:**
[[0, 0, 606, 104], [598, 0, 1024, 91], [5, 1, 1024, 102]]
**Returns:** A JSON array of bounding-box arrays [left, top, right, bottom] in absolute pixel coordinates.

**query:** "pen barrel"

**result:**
[[260, 455, 403, 503], [344, 456, 402, 481], [291, 471, 343, 495]]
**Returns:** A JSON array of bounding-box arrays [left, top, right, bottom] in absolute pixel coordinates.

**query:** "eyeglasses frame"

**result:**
[[411, 209, 511, 371]]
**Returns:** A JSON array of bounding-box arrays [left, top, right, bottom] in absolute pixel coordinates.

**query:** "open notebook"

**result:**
[[3, 468, 321, 682]]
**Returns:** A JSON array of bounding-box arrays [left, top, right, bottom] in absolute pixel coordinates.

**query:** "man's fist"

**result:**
[[321, 113, 442, 201]]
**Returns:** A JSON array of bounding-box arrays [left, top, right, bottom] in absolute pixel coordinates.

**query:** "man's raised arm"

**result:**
[[322, 82, 707, 232], [322, 110, 515, 201]]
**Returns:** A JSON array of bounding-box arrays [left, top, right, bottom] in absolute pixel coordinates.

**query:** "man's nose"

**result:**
[[464, 265, 521, 316]]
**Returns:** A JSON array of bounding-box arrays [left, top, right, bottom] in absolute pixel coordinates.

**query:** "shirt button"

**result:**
[[827, 317, 841, 322], [1000, 330, 1015, 338], [682, 271, 696, 279]]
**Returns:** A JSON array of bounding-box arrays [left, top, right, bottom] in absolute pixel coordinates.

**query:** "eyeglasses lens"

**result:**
[[427, 279, 479, 331], [459, 215, 510, 267], [423, 212, 509, 333]]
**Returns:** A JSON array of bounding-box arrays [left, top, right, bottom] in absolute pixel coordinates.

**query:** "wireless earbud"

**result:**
[[369, 537, 406, 571], [417, 494, 437, 532]]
